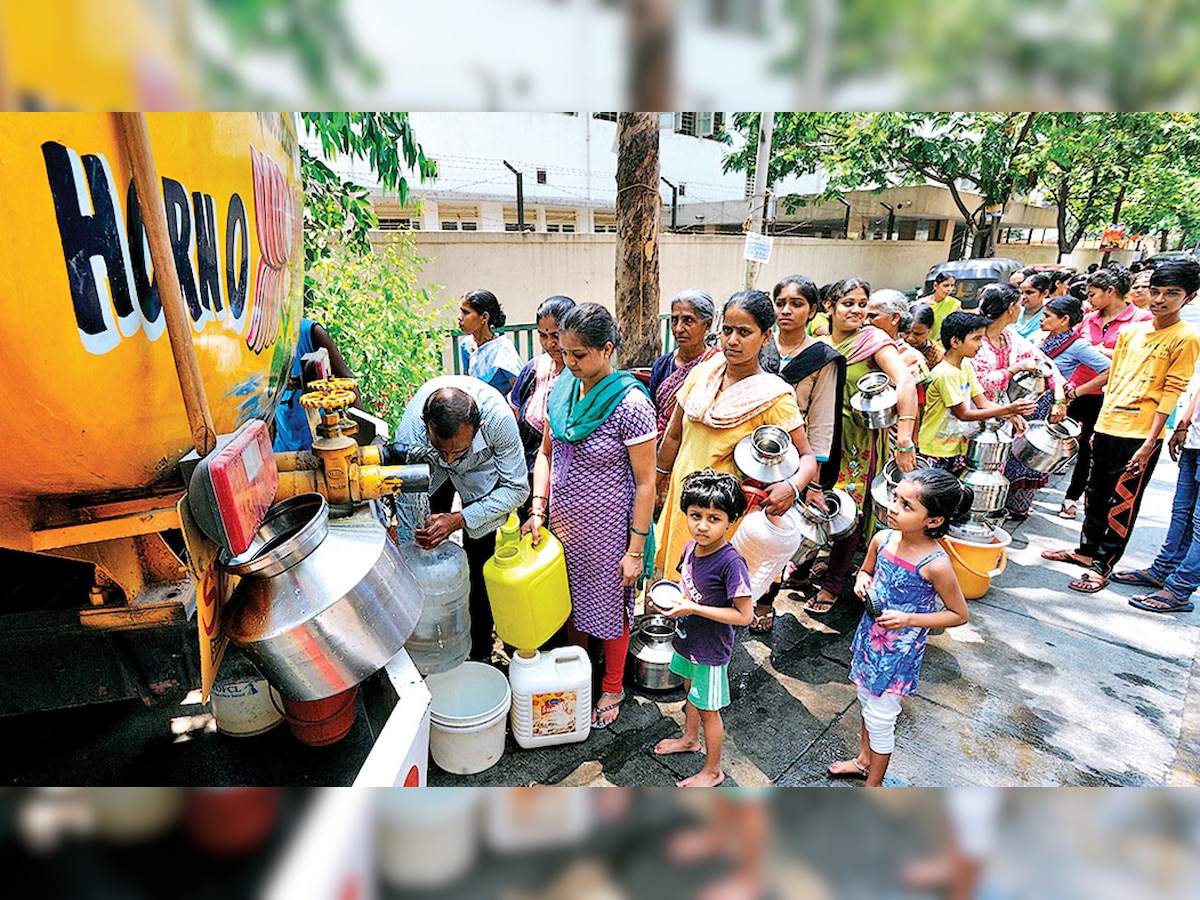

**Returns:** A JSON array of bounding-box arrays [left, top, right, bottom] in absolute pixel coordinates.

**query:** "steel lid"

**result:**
[[948, 519, 998, 544], [219, 493, 329, 578], [734, 429, 800, 484]]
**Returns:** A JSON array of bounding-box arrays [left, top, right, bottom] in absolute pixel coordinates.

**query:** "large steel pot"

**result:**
[[629, 615, 683, 691], [734, 424, 800, 484], [959, 468, 1009, 515], [222, 494, 423, 701], [1012, 418, 1081, 474], [964, 419, 1012, 472], [1006, 360, 1054, 403], [850, 372, 899, 430], [822, 488, 858, 541], [791, 501, 832, 565]]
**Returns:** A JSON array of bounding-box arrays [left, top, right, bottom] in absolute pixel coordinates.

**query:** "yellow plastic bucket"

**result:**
[[940, 529, 1011, 600]]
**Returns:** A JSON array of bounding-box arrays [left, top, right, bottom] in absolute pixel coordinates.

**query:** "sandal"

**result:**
[[803, 591, 837, 615], [1068, 572, 1109, 594], [827, 758, 869, 779], [1129, 590, 1195, 614], [1058, 501, 1077, 519], [748, 606, 775, 634], [591, 691, 625, 730], [1110, 569, 1165, 588], [1041, 548, 1093, 567]]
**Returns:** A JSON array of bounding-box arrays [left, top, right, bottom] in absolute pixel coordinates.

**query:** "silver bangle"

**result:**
[[655, 466, 670, 475]]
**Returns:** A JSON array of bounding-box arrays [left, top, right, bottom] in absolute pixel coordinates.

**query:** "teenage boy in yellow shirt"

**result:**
[[1043, 258, 1200, 593]]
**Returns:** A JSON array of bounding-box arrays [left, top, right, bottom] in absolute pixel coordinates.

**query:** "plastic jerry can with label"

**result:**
[[482, 528, 571, 651], [508, 647, 591, 748]]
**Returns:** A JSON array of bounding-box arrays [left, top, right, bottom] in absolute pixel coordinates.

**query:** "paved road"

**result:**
[[432, 434, 1200, 788]]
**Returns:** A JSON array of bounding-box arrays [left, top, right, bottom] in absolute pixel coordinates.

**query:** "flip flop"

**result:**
[[748, 607, 775, 634], [827, 759, 869, 779], [1041, 548, 1093, 567], [1058, 501, 1078, 519], [1129, 590, 1195, 613], [1068, 572, 1109, 594], [804, 592, 837, 615], [591, 692, 625, 730], [1110, 569, 1165, 588]]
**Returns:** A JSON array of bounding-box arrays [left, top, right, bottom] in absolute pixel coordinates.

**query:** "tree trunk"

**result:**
[[626, 0, 676, 109], [615, 113, 662, 368]]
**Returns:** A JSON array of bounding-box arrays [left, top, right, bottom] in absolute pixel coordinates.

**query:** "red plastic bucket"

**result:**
[[185, 788, 280, 855], [277, 686, 359, 746]]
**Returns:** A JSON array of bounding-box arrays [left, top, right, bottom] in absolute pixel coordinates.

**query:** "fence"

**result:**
[[449, 315, 677, 375]]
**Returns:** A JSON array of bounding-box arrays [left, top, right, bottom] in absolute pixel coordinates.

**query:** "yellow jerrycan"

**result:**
[[483, 514, 571, 651]]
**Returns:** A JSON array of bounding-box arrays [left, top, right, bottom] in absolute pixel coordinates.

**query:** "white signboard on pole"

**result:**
[[743, 232, 774, 264]]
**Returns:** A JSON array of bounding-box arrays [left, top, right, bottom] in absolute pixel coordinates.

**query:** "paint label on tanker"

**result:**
[[531, 691, 577, 737], [41, 138, 296, 356]]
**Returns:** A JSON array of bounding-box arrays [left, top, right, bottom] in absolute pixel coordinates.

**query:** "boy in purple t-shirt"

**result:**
[[653, 470, 753, 787]]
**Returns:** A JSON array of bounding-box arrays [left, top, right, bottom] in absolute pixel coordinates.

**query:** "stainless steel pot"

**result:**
[[822, 488, 858, 541], [734, 425, 800, 484], [959, 468, 1009, 514], [222, 494, 423, 701], [964, 419, 1012, 472], [792, 501, 832, 565], [1006, 360, 1054, 403], [1011, 418, 1081, 474], [629, 615, 683, 690], [850, 372, 899, 430]]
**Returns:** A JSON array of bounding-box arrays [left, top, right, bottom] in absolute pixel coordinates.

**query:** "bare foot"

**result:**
[[826, 758, 869, 778], [677, 769, 725, 787], [667, 828, 724, 863], [654, 735, 702, 755], [698, 873, 764, 900]]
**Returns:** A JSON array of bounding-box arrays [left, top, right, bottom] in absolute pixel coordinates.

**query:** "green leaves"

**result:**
[[305, 239, 447, 423]]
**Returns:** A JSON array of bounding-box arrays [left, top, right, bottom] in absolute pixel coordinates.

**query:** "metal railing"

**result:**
[[449, 314, 676, 374]]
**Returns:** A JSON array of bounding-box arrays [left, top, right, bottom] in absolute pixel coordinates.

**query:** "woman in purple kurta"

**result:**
[[525, 303, 658, 729]]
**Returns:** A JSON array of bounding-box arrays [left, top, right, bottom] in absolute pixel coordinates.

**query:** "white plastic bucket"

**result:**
[[210, 677, 284, 737], [426, 662, 512, 774]]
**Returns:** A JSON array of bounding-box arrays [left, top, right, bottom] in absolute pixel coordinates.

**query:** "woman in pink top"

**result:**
[[1060, 265, 1151, 518]]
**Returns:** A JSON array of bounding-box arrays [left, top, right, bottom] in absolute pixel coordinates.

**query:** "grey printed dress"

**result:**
[[547, 390, 656, 639]]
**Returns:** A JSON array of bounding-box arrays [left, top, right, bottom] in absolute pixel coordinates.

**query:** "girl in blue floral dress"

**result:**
[[828, 468, 972, 786]]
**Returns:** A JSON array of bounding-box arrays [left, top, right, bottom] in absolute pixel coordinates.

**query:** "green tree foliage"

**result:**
[[305, 239, 447, 422], [726, 112, 1045, 256]]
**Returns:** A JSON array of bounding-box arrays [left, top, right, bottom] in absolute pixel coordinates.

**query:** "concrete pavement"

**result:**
[[431, 460, 1200, 787]]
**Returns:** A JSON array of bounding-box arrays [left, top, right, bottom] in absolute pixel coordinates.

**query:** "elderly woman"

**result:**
[[655, 290, 819, 583], [1128, 268, 1153, 310], [649, 288, 720, 443], [804, 279, 919, 615], [509, 295, 576, 476], [867, 290, 930, 387], [458, 288, 524, 396], [904, 303, 943, 371]]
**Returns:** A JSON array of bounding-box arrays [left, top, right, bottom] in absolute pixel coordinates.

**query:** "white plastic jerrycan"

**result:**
[[508, 646, 592, 748]]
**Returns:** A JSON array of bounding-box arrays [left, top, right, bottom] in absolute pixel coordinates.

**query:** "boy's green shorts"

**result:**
[[670, 652, 731, 711]]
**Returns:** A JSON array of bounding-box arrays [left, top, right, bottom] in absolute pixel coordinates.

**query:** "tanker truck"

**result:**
[[0, 113, 432, 785]]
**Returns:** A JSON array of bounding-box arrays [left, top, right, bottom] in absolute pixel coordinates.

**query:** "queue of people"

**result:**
[[318, 263, 1199, 786]]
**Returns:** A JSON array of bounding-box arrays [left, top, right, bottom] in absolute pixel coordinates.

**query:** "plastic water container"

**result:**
[[508, 647, 592, 749], [482, 526, 571, 651], [399, 539, 472, 675], [209, 645, 284, 737], [426, 662, 513, 775], [732, 507, 806, 600]]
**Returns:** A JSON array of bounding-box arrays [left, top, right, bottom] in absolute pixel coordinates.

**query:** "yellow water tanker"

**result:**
[[0, 113, 303, 551]]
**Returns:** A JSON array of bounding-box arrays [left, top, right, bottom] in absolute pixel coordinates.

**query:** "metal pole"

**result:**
[[503, 160, 525, 231], [744, 112, 774, 290], [116, 113, 217, 456], [661, 175, 678, 232]]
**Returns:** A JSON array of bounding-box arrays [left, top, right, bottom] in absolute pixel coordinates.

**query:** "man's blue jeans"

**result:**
[[1145, 448, 1200, 600]]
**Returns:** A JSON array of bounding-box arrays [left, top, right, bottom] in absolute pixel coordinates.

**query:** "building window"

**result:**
[[460, 222, 477, 231], [536, 168, 547, 184], [674, 112, 696, 136], [377, 217, 419, 231], [441, 221, 458, 231], [678, 183, 686, 197], [593, 112, 618, 122]]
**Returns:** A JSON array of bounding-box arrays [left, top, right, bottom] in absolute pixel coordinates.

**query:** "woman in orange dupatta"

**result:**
[[655, 291, 819, 580]]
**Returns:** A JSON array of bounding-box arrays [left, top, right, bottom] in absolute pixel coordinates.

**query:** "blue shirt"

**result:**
[[393, 376, 529, 538]]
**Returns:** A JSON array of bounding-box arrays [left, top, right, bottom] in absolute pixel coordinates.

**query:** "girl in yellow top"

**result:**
[[920, 272, 960, 347], [655, 290, 819, 580]]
